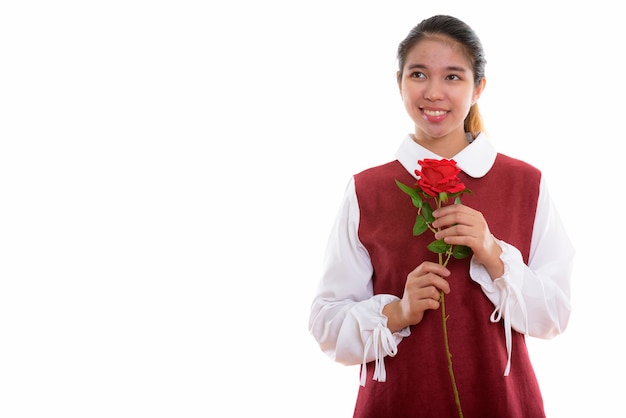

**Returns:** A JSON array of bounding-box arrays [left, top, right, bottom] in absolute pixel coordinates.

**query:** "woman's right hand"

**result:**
[[383, 261, 451, 333]]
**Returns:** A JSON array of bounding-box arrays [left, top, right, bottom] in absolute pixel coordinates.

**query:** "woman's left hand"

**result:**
[[432, 203, 504, 279]]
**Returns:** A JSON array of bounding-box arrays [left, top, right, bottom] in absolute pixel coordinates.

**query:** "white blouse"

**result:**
[[309, 133, 574, 385]]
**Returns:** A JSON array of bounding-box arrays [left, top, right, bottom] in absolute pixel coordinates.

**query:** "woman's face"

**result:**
[[398, 36, 485, 144]]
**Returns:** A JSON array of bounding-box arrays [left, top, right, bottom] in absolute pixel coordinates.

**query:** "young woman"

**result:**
[[309, 15, 573, 418]]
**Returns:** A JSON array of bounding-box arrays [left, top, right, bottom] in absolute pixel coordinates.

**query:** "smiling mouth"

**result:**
[[423, 109, 447, 117]]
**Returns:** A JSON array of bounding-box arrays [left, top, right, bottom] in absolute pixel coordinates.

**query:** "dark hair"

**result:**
[[397, 15, 487, 136]]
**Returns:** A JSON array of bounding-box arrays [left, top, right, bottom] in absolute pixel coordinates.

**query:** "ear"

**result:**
[[396, 71, 403, 97], [472, 77, 486, 103]]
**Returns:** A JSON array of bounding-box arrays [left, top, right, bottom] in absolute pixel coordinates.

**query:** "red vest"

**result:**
[[353, 155, 544, 418]]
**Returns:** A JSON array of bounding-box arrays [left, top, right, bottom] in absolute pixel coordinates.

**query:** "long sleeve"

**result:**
[[310, 133, 574, 385], [308, 178, 410, 384], [470, 175, 574, 373]]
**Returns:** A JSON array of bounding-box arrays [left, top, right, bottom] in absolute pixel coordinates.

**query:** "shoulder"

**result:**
[[494, 153, 541, 175], [494, 153, 542, 178], [354, 160, 406, 184], [353, 160, 412, 202]]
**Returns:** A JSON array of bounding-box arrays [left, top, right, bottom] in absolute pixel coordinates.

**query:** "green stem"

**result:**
[[440, 290, 463, 418], [436, 198, 463, 417]]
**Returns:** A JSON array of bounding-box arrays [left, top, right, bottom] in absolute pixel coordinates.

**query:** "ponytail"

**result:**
[[465, 103, 484, 139]]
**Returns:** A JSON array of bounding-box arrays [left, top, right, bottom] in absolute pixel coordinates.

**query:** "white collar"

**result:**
[[394, 132, 497, 179]]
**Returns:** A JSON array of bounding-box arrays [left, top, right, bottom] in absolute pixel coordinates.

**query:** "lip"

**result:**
[[421, 107, 448, 122]]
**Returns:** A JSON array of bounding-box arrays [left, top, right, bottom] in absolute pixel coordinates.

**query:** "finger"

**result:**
[[409, 288, 441, 309], [438, 234, 474, 249], [435, 224, 475, 240], [419, 297, 440, 311], [426, 285, 443, 301], [432, 211, 475, 230], [413, 274, 450, 294], [411, 261, 451, 277], [432, 203, 469, 218]]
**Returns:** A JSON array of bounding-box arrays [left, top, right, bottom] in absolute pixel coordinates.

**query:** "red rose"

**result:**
[[414, 158, 466, 197], [396, 157, 471, 417]]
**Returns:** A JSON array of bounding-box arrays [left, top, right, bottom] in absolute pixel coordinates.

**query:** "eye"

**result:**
[[410, 71, 426, 79], [446, 74, 461, 81]]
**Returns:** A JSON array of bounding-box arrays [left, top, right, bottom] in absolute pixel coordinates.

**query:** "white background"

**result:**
[[0, 1, 623, 417]]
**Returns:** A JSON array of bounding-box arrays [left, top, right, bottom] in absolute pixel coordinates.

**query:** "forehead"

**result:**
[[404, 35, 473, 70]]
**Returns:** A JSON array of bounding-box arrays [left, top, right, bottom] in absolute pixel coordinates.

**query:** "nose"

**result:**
[[424, 80, 444, 101]]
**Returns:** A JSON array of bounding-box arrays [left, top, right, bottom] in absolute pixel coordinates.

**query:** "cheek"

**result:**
[[450, 86, 474, 104], [402, 89, 423, 113], [401, 89, 416, 110], [468, 93, 478, 106], [452, 93, 473, 116], [400, 85, 410, 100], [401, 83, 420, 100]]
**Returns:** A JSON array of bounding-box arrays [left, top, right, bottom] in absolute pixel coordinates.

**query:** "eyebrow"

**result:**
[[406, 63, 469, 73]]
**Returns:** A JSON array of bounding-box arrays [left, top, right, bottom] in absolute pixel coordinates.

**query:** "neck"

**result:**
[[410, 132, 470, 159]]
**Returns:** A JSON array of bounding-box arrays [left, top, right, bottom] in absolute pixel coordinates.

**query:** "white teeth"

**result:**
[[423, 109, 446, 116]]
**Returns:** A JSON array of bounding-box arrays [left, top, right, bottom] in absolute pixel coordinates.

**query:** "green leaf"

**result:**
[[413, 215, 428, 236], [395, 179, 419, 197], [449, 189, 473, 201], [452, 245, 472, 259], [454, 196, 462, 205], [421, 202, 435, 223], [411, 197, 423, 209], [427, 239, 450, 254], [395, 179, 423, 208], [439, 191, 448, 203]]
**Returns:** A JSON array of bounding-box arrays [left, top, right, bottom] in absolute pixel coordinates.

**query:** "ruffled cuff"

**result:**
[[359, 295, 411, 386], [470, 240, 528, 376]]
